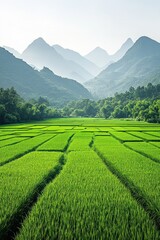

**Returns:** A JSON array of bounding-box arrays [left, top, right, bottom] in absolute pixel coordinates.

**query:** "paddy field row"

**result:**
[[0, 118, 160, 239]]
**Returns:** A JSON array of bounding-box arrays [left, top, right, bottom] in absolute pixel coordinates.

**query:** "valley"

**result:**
[[0, 1, 160, 239]]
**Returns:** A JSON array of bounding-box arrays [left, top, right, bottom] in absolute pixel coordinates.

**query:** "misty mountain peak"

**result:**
[[22, 37, 53, 56], [28, 37, 49, 48], [85, 35, 160, 99], [85, 47, 110, 68], [125, 38, 133, 44], [111, 38, 134, 61], [135, 36, 160, 47], [21, 37, 61, 71], [34, 37, 45, 42], [53, 44, 100, 77], [121, 38, 134, 49], [88, 47, 109, 56], [127, 36, 160, 58]]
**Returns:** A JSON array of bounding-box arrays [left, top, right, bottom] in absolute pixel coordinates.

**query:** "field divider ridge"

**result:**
[[0, 134, 56, 167], [0, 153, 66, 240], [123, 142, 160, 164], [9, 133, 74, 240], [37, 132, 74, 152], [0, 137, 30, 149], [91, 136, 160, 231], [15, 147, 160, 239], [107, 131, 160, 164], [128, 131, 160, 142]]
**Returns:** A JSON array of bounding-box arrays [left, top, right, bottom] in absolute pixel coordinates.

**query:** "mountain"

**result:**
[[39, 67, 92, 104], [0, 47, 92, 106], [111, 38, 134, 61], [85, 39, 133, 69], [21, 38, 94, 83], [85, 36, 160, 98], [85, 47, 110, 68], [53, 44, 100, 76], [3, 46, 21, 59]]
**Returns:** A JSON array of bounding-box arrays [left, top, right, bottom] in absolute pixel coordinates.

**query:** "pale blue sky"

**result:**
[[0, 0, 160, 54]]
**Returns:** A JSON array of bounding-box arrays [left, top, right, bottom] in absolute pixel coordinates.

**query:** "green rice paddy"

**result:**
[[0, 118, 160, 239]]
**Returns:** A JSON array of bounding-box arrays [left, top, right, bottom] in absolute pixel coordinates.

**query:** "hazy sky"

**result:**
[[0, 0, 160, 55]]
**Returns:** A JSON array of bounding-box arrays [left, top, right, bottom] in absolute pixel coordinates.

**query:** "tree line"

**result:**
[[62, 83, 160, 123], [0, 87, 61, 124], [0, 83, 160, 124]]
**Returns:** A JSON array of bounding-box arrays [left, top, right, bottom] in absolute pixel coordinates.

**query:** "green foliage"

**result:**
[[68, 99, 98, 117], [1, 83, 160, 124], [64, 83, 160, 123], [0, 88, 63, 124]]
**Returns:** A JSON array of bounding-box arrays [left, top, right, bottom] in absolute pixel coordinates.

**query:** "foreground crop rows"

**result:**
[[16, 151, 159, 240], [0, 151, 62, 239], [93, 136, 160, 220], [0, 118, 160, 239], [0, 134, 54, 165], [125, 141, 160, 163]]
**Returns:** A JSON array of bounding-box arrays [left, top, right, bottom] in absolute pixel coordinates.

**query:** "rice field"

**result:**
[[0, 118, 160, 239]]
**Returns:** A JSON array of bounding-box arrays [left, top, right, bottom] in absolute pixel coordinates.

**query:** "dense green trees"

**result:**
[[0, 88, 62, 124], [63, 83, 160, 123], [0, 83, 160, 124]]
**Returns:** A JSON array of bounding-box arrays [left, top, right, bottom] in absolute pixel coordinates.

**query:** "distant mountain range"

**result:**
[[85, 38, 134, 68], [0, 47, 92, 106], [85, 47, 110, 68], [3, 46, 21, 59], [21, 38, 98, 84], [53, 44, 100, 77], [111, 38, 134, 62], [85, 36, 160, 98], [2, 36, 160, 101], [3, 38, 133, 84]]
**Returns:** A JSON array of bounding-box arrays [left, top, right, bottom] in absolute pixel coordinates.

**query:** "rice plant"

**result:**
[[16, 151, 159, 240], [0, 151, 62, 238]]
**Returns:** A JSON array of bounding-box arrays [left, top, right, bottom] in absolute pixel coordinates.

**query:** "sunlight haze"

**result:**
[[0, 0, 160, 54]]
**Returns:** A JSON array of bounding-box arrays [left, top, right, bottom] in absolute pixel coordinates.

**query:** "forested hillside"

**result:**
[[85, 37, 160, 98], [0, 47, 92, 106], [0, 88, 61, 124], [1, 83, 160, 124], [63, 83, 160, 123]]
